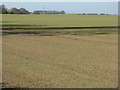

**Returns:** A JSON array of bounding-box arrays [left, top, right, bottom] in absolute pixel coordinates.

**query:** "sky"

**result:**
[[1, 2, 118, 14], [1, 0, 119, 2]]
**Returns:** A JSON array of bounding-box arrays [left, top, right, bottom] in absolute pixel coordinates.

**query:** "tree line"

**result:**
[[0, 4, 111, 15], [0, 5, 65, 14], [78, 13, 111, 15]]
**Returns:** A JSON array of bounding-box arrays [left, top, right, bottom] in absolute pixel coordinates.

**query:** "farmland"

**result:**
[[2, 14, 118, 88]]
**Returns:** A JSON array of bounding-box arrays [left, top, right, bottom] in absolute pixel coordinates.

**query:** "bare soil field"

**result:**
[[2, 34, 118, 88]]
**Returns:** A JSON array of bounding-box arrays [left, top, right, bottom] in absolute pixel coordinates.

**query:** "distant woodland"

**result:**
[[0, 5, 65, 14], [0, 4, 111, 15]]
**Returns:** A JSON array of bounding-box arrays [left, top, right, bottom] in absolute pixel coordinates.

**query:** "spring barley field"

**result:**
[[2, 14, 118, 88]]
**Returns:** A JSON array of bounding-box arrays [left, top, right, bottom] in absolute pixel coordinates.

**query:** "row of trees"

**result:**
[[78, 13, 111, 15], [33, 10, 65, 14], [0, 5, 30, 14], [0, 5, 65, 14], [0, 4, 111, 15]]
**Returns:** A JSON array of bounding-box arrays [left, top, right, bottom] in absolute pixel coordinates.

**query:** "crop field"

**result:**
[[2, 14, 118, 88]]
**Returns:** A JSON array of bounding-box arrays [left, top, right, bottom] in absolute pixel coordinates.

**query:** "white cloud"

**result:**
[[1, 0, 120, 2]]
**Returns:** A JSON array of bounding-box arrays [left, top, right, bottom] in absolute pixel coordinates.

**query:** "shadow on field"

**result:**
[[2, 82, 29, 90], [2, 24, 118, 36], [2, 24, 48, 27], [2, 30, 116, 36], [1, 25, 119, 30], [2, 31, 58, 36], [2, 87, 32, 90]]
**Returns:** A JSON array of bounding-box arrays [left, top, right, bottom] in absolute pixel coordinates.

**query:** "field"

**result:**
[[2, 14, 118, 88]]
